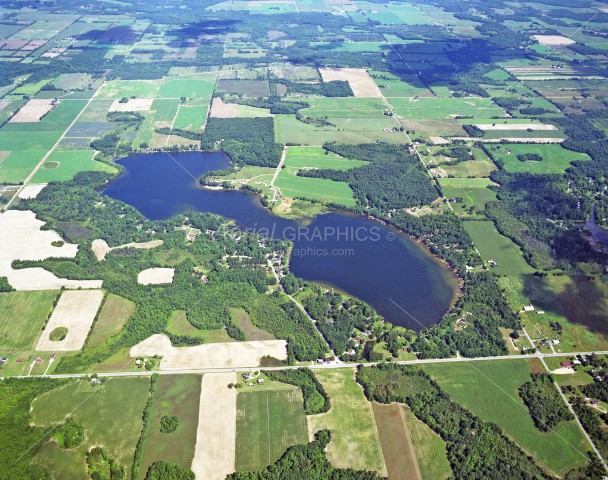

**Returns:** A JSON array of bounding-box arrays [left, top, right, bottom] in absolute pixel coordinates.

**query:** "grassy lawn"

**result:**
[[487, 144, 590, 174], [32, 377, 150, 479], [140, 375, 201, 478], [0, 291, 59, 350], [235, 386, 308, 471], [404, 409, 451, 480], [499, 274, 608, 352], [0, 150, 46, 183], [31, 150, 116, 183], [438, 177, 498, 215], [423, 360, 590, 477], [87, 294, 134, 348], [463, 221, 535, 275], [309, 369, 386, 475]]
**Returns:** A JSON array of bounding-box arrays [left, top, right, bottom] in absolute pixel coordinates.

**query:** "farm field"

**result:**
[[499, 275, 608, 352], [423, 360, 590, 477], [275, 168, 356, 207], [0, 150, 46, 183], [0, 290, 59, 350], [308, 369, 386, 475], [284, 146, 366, 171], [463, 221, 535, 275], [439, 159, 495, 178], [32, 377, 150, 479], [87, 294, 135, 348], [166, 310, 235, 343], [140, 375, 201, 477], [404, 410, 451, 480], [486, 144, 590, 174], [235, 386, 308, 471], [230, 308, 275, 341], [31, 150, 116, 183], [438, 178, 498, 215], [388, 97, 506, 119]]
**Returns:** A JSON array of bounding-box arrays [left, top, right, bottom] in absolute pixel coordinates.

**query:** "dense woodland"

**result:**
[[519, 374, 574, 432]]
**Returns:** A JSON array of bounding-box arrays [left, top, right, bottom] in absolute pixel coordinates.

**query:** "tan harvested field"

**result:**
[[9, 99, 55, 123], [319, 68, 382, 98], [372, 403, 421, 480], [137, 267, 175, 285], [108, 98, 154, 112], [91, 238, 163, 261], [429, 136, 450, 145], [191, 373, 237, 480], [533, 35, 575, 46], [475, 123, 557, 131], [130, 334, 287, 370], [0, 210, 103, 290], [210, 97, 238, 118], [17, 183, 46, 199], [35, 290, 104, 351]]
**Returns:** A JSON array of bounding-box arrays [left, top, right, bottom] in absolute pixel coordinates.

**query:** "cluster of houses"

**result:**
[[242, 372, 265, 386]]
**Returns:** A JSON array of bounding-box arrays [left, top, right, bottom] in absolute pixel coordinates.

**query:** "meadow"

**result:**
[[464, 221, 535, 275], [388, 97, 506, 119], [235, 386, 308, 471], [87, 294, 135, 348], [31, 150, 116, 183], [284, 146, 366, 171], [32, 377, 150, 478], [308, 369, 386, 475], [0, 290, 58, 350], [275, 170, 356, 207], [0, 150, 46, 183], [404, 410, 451, 480], [438, 178, 498, 215], [423, 360, 590, 477], [140, 375, 201, 477], [439, 160, 495, 178]]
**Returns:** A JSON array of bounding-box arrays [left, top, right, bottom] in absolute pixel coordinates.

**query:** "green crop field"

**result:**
[[464, 221, 535, 275], [438, 178, 498, 215], [423, 360, 590, 477], [87, 294, 134, 348], [140, 375, 201, 476], [157, 78, 215, 99], [440, 159, 496, 178], [235, 387, 308, 471], [97, 80, 161, 99], [31, 150, 116, 183], [173, 105, 208, 131], [487, 144, 590, 174], [275, 170, 356, 207], [0, 150, 46, 183], [32, 377, 150, 478], [0, 291, 59, 350], [388, 97, 506, 119], [284, 146, 366, 171], [308, 369, 386, 474]]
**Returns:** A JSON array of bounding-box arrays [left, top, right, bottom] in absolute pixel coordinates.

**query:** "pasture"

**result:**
[[404, 410, 451, 480], [32, 377, 150, 478], [284, 146, 366, 171], [487, 144, 590, 174], [235, 387, 308, 471], [308, 369, 386, 475], [440, 160, 495, 178], [0, 290, 59, 350], [423, 360, 590, 477], [140, 375, 201, 476], [87, 294, 134, 348], [275, 169, 356, 207], [463, 221, 535, 275], [31, 150, 116, 183]]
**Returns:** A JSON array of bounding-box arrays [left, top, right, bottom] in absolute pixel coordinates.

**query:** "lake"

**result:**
[[104, 151, 457, 330]]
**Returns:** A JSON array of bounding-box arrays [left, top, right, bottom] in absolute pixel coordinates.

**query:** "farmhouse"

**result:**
[[561, 361, 572, 368]]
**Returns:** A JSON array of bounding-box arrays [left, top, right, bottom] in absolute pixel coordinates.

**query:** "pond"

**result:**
[[104, 151, 457, 330]]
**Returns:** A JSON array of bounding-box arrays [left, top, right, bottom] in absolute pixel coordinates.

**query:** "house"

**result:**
[[257, 379, 264, 385], [91, 378, 102, 385], [135, 359, 142, 367], [561, 361, 572, 368], [243, 373, 251, 381], [0, 358, 6, 367], [324, 357, 332, 364], [552, 340, 560, 345], [523, 305, 535, 312]]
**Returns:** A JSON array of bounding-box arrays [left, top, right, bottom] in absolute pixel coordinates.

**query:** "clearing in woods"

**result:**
[[192, 373, 237, 480], [372, 402, 421, 480], [235, 386, 308, 471], [140, 375, 202, 476], [0, 290, 59, 350], [36, 290, 104, 352], [308, 369, 387, 475]]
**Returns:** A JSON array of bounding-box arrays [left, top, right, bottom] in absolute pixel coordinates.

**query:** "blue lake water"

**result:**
[[104, 151, 457, 330]]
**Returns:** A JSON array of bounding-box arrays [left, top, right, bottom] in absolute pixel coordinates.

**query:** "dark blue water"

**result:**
[[104, 152, 456, 330]]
